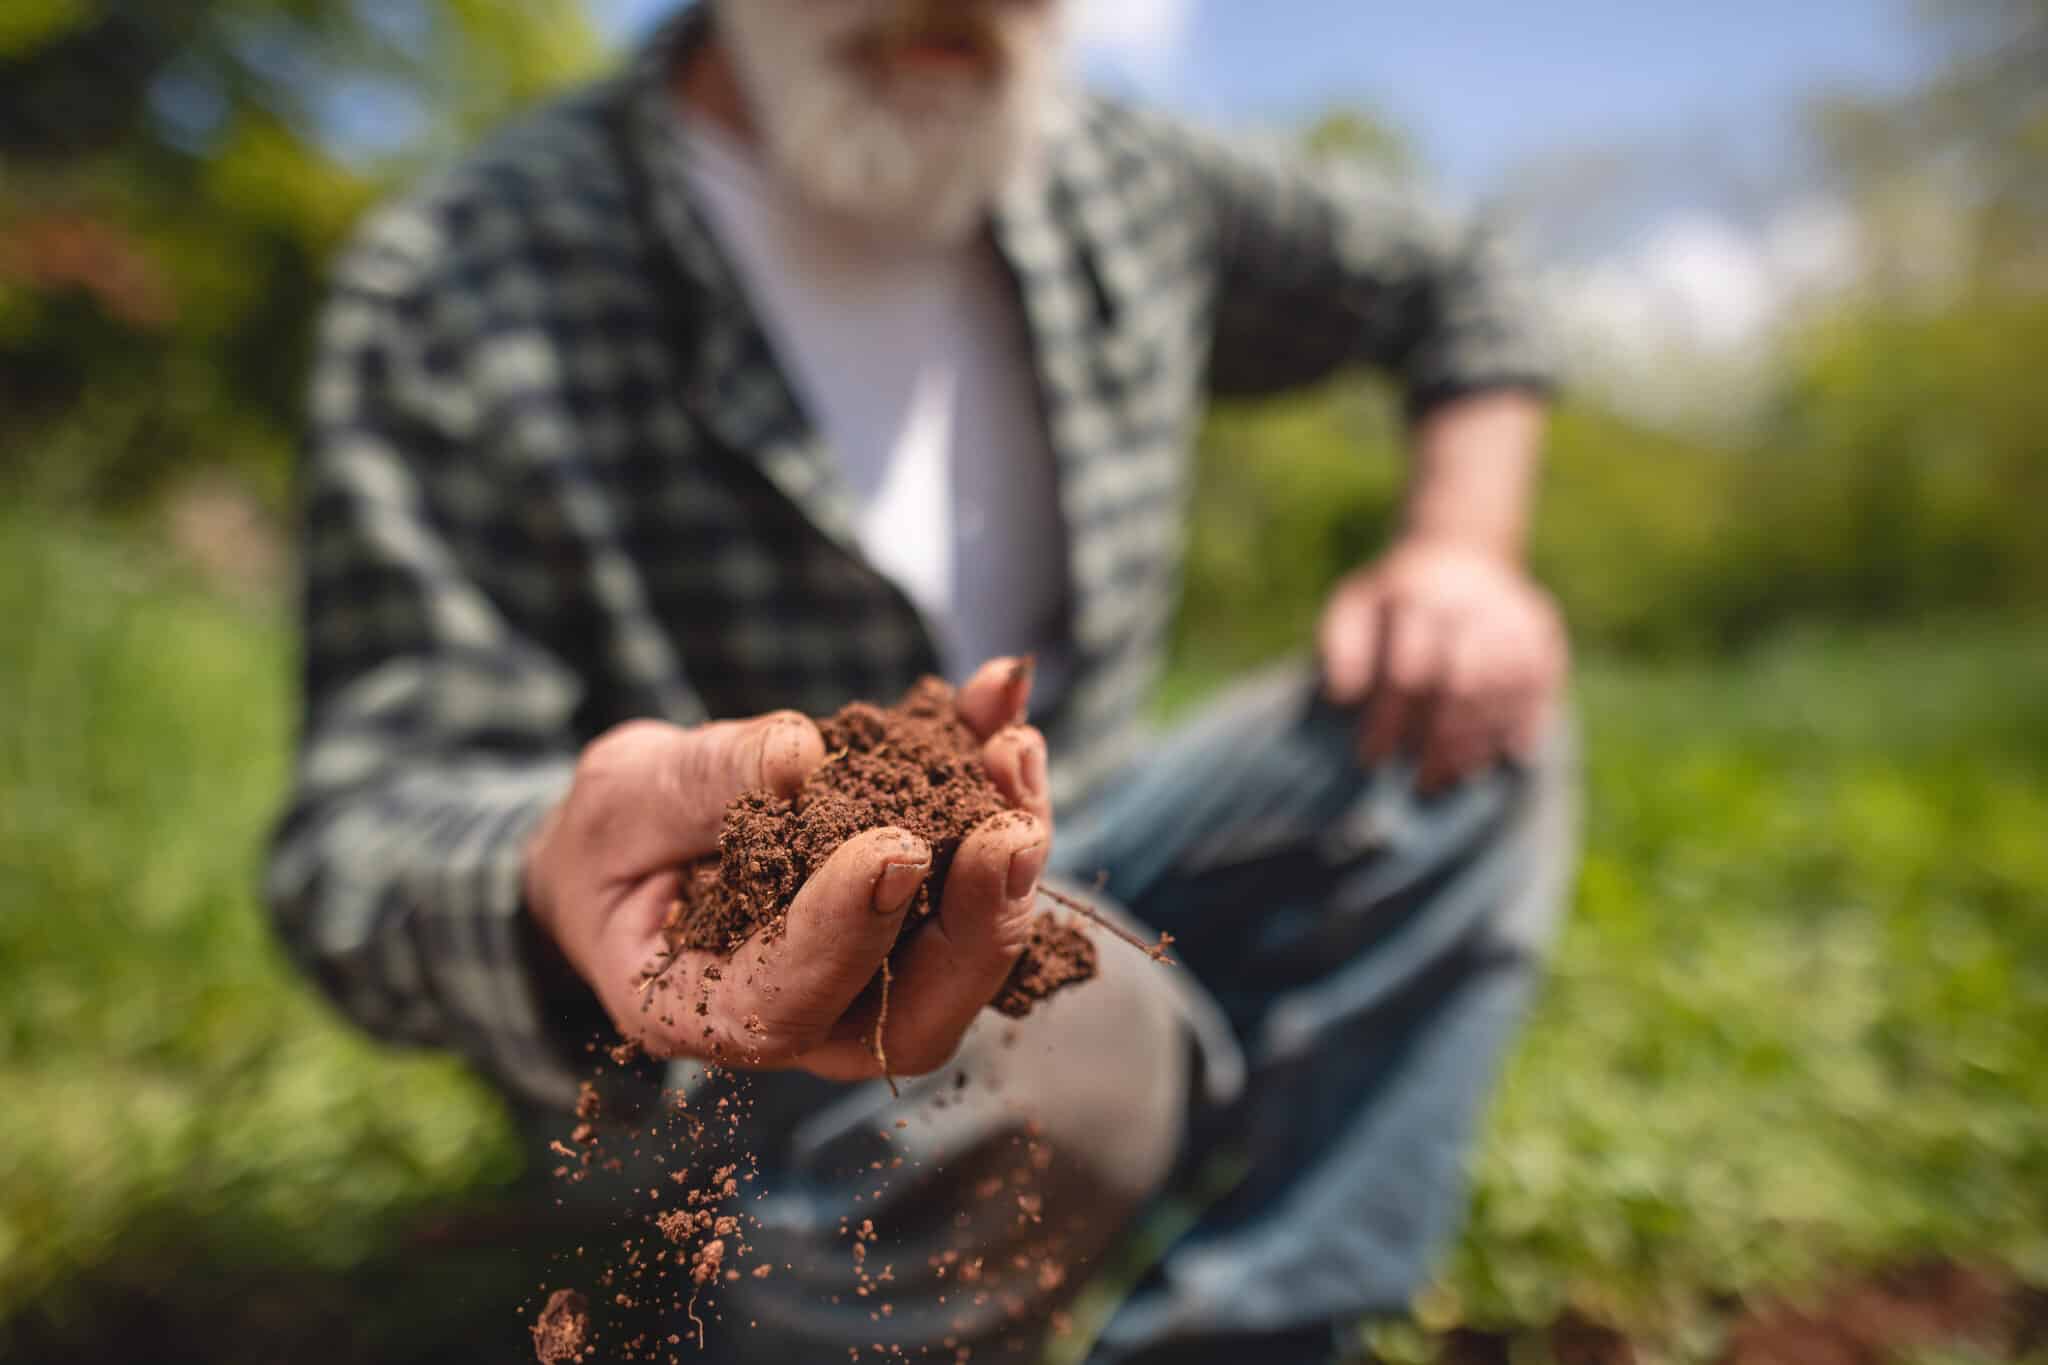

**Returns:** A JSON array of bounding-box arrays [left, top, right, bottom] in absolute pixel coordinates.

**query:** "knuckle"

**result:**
[[994, 907, 1037, 955], [675, 721, 726, 792], [580, 720, 678, 790], [656, 737, 702, 812], [989, 725, 1033, 766], [591, 717, 670, 762]]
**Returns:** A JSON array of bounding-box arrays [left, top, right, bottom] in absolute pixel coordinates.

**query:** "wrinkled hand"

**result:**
[[523, 659, 1054, 1079], [1318, 539, 1568, 792]]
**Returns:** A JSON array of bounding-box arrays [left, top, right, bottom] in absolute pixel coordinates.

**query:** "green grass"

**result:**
[[1449, 623, 2048, 1343], [2, 513, 2044, 1358], [0, 515, 521, 1335]]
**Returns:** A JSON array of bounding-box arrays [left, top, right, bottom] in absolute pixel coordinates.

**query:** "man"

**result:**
[[267, 1, 1575, 1361]]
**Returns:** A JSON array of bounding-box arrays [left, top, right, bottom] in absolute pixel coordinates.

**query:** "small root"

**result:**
[[686, 1286, 705, 1350], [1037, 885, 1176, 963], [873, 958, 900, 1099]]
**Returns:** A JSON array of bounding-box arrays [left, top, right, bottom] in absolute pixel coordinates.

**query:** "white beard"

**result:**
[[713, 0, 1064, 246]]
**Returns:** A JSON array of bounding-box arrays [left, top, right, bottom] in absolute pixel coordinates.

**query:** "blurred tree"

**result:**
[[1172, 109, 1417, 680], [1812, 0, 2047, 293], [1301, 108, 1414, 175], [0, 0, 604, 509], [1174, 12, 2048, 676]]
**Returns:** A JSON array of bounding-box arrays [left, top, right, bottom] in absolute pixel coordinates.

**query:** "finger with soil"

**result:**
[[956, 654, 1035, 740], [801, 810, 1049, 1081], [698, 827, 932, 1064], [980, 723, 1053, 824]]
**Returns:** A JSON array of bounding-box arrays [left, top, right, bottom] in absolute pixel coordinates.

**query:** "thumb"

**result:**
[[668, 710, 826, 848]]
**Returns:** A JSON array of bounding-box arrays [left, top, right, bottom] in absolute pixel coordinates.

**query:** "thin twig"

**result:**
[[1036, 885, 1177, 963], [638, 939, 689, 996], [873, 958, 900, 1098]]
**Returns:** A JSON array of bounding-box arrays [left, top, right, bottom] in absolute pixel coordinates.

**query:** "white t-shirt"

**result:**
[[676, 117, 1071, 695]]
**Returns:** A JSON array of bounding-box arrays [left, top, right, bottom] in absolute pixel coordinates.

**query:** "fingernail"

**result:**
[[1023, 741, 1047, 798], [1006, 839, 1048, 902], [1006, 655, 1036, 715], [873, 842, 930, 915], [758, 716, 807, 791]]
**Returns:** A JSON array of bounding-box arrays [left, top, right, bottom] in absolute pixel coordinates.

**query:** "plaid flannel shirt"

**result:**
[[264, 11, 1554, 1110]]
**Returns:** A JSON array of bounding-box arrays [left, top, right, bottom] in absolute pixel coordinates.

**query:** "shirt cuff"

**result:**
[[414, 763, 639, 1113]]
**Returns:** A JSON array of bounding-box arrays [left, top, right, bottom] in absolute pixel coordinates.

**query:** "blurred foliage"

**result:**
[[0, 511, 522, 1339], [1813, 0, 2048, 295], [0, 0, 602, 508], [4, 512, 2044, 1360], [1176, 0, 2047, 675], [0, 0, 2040, 663], [1178, 286, 2048, 674], [3, 0, 2047, 1358], [1448, 620, 2048, 1349]]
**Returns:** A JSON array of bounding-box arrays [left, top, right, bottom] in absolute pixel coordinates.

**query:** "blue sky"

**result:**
[[593, 1, 1935, 409], [596, 0, 1932, 193]]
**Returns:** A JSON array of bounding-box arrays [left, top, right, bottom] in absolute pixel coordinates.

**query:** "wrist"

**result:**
[[1390, 524, 1524, 567], [1402, 389, 1543, 564]]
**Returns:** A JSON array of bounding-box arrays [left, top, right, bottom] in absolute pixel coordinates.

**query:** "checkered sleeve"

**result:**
[[263, 205, 602, 1113], [1178, 125, 1556, 414]]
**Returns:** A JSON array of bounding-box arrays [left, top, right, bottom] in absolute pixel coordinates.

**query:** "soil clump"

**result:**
[[530, 1288, 590, 1363], [661, 676, 1100, 1015]]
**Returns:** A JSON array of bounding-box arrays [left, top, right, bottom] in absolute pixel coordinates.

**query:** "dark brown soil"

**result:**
[[1439, 1262, 2048, 1365], [662, 676, 1097, 1016], [529, 1288, 589, 1364], [992, 914, 1099, 1019], [1722, 1261, 2046, 1365]]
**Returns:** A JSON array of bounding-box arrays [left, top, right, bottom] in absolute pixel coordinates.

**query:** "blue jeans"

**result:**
[[522, 664, 1577, 1364], [1054, 665, 1576, 1362]]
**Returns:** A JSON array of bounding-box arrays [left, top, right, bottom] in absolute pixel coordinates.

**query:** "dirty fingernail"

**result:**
[[1006, 839, 1048, 902], [758, 715, 809, 790], [1006, 655, 1036, 714], [873, 843, 930, 915]]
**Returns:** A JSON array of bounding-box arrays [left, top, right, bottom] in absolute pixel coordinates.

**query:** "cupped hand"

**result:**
[[1318, 539, 1568, 792], [523, 658, 1052, 1075]]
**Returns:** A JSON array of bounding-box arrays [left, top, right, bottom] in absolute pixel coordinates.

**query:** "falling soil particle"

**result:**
[[530, 1288, 590, 1364]]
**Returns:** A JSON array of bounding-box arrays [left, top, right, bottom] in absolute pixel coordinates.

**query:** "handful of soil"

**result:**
[[530, 1289, 589, 1363], [660, 676, 1100, 1019]]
